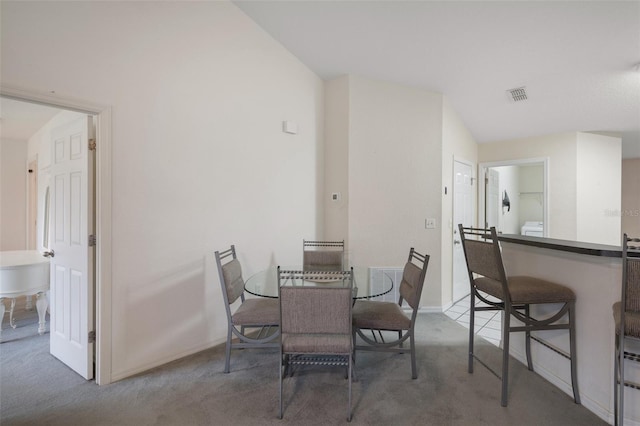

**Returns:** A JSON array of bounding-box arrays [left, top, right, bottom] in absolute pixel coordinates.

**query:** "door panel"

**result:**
[[49, 116, 94, 380], [453, 160, 473, 302]]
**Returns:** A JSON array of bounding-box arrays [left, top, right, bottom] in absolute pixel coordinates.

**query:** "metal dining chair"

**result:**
[[352, 248, 429, 379], [613, 234, 640, 425], [303, 239, 345, 271], [214, 245, 279, 373], [458, 225, 580, 407], [277, 267, 354, 421]]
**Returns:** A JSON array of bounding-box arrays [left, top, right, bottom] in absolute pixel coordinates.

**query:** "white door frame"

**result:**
[[478, 157, 549, 236], [1, 85, 113, 385]]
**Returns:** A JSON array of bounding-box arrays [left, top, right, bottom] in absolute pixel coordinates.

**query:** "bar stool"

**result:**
[[458, 225, 580, 407], [613, 234, 640, 426]]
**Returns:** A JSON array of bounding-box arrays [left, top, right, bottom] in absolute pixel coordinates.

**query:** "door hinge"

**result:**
[[89, 234, 97, 247], [88, 331, 96, 343], [89, 139, 97, 151]]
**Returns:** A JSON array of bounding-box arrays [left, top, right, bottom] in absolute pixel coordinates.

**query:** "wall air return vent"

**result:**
[[507, 86, 528, 102]]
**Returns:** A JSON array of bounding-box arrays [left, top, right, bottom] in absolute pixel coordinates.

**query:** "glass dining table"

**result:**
[[244, 266, 394, 300]]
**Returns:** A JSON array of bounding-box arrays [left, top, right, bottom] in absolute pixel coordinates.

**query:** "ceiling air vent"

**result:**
[[507, 86, 528, 102]]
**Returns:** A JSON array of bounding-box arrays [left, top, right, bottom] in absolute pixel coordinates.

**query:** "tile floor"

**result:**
[[444, 293, 502, 347]]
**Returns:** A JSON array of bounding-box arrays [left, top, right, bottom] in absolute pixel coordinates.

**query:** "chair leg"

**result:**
[[618, 332, 625, 425], [568, 302, 580, 404], [468, 292, 476, 374], [279, 352, 284, 419], [525, 305, 533, 371], [501, 311, 511, 407], [347, 355, 352, 422], [614, 336, 619, 426], [352, 330, 357, 364], [283, 354, 291, 378], [410, 331, 417, 379], [224, 327, 232, 374], [351, 356, 358, 383]]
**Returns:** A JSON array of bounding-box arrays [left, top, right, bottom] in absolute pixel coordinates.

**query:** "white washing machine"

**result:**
[[521, 221, 544, 237]]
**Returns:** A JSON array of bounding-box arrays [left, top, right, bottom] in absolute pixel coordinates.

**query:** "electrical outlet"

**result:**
[[425, 218, 436, 229]]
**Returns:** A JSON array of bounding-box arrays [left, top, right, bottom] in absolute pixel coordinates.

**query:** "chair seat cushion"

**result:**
[[352, 300, 411, 331], [282, 333, 352, 354], [475, 276, 576, 304], [613, 302, 640, 338], [232, 298, 279, 326]]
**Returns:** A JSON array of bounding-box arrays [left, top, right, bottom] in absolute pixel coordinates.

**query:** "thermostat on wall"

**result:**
[[282, 120, 298, 135]]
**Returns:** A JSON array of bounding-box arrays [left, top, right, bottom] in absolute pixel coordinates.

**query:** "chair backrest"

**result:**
[[622, 234, 640, 314], [458, 225, 510, 301], [214, 245, 245, 306], [398, 248, 430, 310], [303, 239, 345, 271], [278, 269, 353, 335]]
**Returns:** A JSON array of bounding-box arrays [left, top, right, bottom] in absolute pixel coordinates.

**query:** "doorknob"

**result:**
[[453, 240, 461, 245], [43, 250, 55, 258]]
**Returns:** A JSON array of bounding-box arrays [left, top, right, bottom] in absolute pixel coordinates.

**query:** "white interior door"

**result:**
[[486, 169, 500, 229], [49, 116, 95, 380], [452, 160, 473, 302]]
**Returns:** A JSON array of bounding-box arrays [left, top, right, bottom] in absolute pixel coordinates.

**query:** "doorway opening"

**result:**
[[0, 87, 112, 384], [479, 158, 548, 237]]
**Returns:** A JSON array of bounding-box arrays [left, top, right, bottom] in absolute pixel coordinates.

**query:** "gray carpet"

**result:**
[[1, 300, 605, 425]]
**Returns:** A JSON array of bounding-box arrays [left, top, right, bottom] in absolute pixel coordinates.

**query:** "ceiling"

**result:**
[[2, 2, 638, 158], [234, 0, 640, 158]]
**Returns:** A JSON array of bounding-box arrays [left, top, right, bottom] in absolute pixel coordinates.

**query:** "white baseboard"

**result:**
[[418, 306, 446, 313], [440, 300, 454, 312]]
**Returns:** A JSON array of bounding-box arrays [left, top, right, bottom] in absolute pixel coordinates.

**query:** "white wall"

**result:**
[[480, 132, 622, 244], [324, 76, 350, 247], [324, 75, 445, 307], [347, 76, 443, 307], [622, 158, 640, 237], [1, 1, 324, 381], [493, 166, 520, 234], [479, 132, 578, 240], [0, 138, 27, 250], [576, 133, 621, 245], [324, 79, 478, 309]]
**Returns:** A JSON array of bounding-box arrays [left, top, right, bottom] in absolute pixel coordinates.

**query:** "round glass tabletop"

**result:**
[[244, 266, 394, 300]]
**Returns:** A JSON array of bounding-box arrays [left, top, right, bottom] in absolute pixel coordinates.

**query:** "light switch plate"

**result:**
[[425, 218, 436, 229]]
